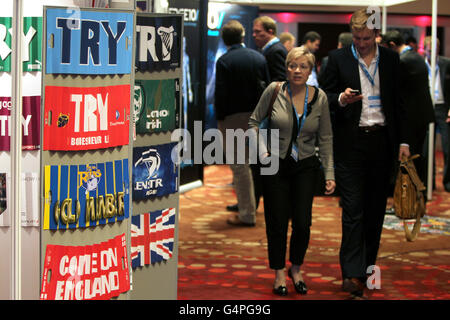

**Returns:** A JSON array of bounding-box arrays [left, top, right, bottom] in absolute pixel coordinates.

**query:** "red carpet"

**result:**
[[177, 153, 450, 300]]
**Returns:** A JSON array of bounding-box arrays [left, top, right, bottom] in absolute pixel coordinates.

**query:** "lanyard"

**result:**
[[425, 58, 440, 79], [287, 82, 309, 138], [400, 46, 412, 55], [351, 44, 379, 87], [262, 38, 280, 54]]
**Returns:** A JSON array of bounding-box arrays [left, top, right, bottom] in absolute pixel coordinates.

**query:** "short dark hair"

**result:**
[[221, 20, 245, 46], [338, 32, 353, 47], [302, 31, 321, 44], [383, 30, 405, 46], [406, 36, 417, 44]]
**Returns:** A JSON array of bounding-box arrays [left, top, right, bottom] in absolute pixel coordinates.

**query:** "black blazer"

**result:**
[[399, 49, 435, 133], [438, 56, 450, 106], [215, 44, 270, 120], [263, 40, 287, 82], [322, 45, 408, 161]]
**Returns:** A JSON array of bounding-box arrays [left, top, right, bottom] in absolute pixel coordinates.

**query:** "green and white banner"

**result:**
[[134, 78, 179, 134], [0, 17, 42, 72]]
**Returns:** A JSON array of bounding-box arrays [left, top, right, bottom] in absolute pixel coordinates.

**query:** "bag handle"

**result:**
[[266, 82, 282, 121], [399, 154, 425, 241], [399, 154, 426, 192]]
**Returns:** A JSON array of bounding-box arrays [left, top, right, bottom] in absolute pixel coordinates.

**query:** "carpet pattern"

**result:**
[[177, 154, 450, 300]]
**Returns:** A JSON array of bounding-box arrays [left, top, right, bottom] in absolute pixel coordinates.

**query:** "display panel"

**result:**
[[130, 208, 176, 268], [43, 84, 130, 151], [132, 143, 178, 201], [43, 159, 130, 230], [40, 233, 130, 300], [45, 8, 133, 74]]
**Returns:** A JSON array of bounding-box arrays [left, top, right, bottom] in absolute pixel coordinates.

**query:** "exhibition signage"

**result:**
[[0, 96, 40, 150], [0, 17, 42, 72], [132, 143, 178, 200], [135, 15, 181, 72], [40, 233, 130, 300], [134, 79, 179, 134], [130, 208, 176, 268], [43, 159, 130, 230], [45, 8, 133, 74], [43, 84, 130, 151]]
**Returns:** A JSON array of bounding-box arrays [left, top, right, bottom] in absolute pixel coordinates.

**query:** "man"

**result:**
[[319, 32, 352, 87], [279, 31, 296, 52], [384, 30, 434, 199], [227, 15, 286, 213], [424, 36, 450, 192], [322, 9, 410, 299], [406, 36, 418, 52], [215, 20, 270, 226], [252, 16, 288, 82], [301, 31, 321, 87]]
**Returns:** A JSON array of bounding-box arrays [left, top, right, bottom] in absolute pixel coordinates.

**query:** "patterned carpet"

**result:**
[[177, 153, 450, 300]]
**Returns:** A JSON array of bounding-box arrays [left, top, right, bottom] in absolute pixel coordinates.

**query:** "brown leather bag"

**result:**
[[393, 154, 426, 241]]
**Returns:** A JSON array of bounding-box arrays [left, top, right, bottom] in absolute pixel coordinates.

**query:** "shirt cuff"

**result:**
[[400, 143, 410, 147], [338, 92, 347, 107]]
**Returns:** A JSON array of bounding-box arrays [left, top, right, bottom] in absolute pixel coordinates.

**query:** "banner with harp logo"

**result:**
[[135, 15, 182, 72]]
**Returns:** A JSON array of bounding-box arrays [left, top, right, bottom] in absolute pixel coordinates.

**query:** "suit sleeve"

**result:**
[[266, 49, 287, 82], [214, 59, 229, 121], [392, 53, 410, 146], [321, 52, 343, 115]]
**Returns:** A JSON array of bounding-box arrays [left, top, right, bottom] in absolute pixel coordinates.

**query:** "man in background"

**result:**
[[384, 30, 435, 200], [319, 32, 352, 87], [215, 20, 270, 226], [301, 31, 321, 87], [279, 31, 296, 52], [252, 16, 288, 82], [424, 36, 450, 192]]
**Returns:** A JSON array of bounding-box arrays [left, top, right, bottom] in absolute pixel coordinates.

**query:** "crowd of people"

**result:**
[[214, 8, 450, 300]]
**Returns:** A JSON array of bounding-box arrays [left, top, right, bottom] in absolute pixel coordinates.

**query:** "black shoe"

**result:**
[[226, 215, 255, 227], [272, 285, 288, 296], [226, 204, 239, 212], [342, 278, 365, 293], [288, 268, 308, 294]]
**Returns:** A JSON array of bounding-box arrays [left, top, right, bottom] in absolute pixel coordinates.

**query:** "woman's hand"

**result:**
[[324, 180, 336, 195]]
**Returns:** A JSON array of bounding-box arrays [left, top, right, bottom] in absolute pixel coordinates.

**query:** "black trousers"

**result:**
[[262, 155, 320, 270], [250, 164, 263, 209], [336, 127, 391, 280]]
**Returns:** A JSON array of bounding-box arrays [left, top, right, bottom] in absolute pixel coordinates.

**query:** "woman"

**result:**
[[249, 47, 335, 296]]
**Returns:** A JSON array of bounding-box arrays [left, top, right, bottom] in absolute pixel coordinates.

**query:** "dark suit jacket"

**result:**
[[399, 49, 435, 138], [263, 41, 287, 82], [318, 56, 329, 88], [322, 45, 409, 161], [215, 44, 270, 120], [438, 56, 450, 106]]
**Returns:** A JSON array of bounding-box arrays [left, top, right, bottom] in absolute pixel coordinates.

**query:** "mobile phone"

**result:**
[[350, 89, 360, 95]]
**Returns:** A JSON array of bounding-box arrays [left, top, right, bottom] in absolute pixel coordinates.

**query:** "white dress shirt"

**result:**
[[339, 45, 386, 127]]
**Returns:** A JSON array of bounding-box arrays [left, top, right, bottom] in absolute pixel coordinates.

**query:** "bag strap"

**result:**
[[399, 154, 425, 242], [267, 82, 282, 121], [400, 154, 426, 192]]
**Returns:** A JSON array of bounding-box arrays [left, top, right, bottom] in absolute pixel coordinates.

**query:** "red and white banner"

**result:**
[[40, 233, 130, 300], [0, 96, 40, 151], [43, 85, 130, 151]]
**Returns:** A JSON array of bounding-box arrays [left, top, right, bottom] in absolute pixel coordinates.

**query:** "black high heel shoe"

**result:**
[[288, 268, 308, 294], [272, 285, 288, 296]]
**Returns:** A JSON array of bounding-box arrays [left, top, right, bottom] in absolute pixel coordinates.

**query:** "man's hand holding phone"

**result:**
[[339, 88, 363, 105]]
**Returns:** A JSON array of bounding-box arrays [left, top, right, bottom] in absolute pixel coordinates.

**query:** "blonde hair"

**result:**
[[279, 32, 295, 44], [286, 46, 315, 70], [424, 36, 440, 48], [254, 16, 277, 35], [350, 8, 371, 32]]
